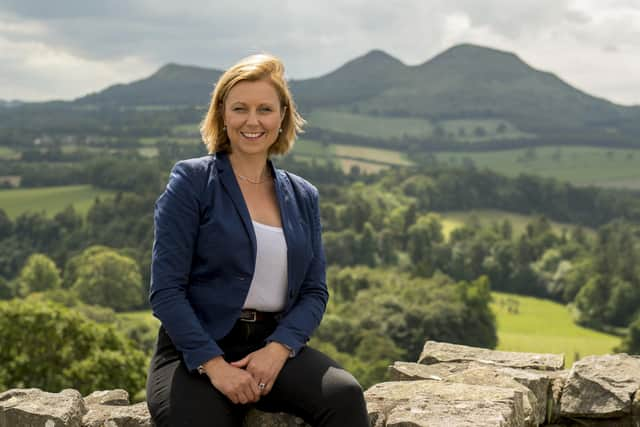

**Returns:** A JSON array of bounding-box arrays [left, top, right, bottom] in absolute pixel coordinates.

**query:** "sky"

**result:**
[[1, 0, 639, 106]]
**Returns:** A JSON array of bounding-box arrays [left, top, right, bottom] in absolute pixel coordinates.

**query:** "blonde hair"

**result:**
[[200, 53, 305, 155]]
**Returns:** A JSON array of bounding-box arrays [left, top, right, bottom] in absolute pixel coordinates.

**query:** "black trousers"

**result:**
[[146, 319, 370, 427]]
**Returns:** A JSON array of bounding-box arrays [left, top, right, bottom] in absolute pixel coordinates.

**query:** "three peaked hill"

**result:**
[[5, 43, 640, 147]]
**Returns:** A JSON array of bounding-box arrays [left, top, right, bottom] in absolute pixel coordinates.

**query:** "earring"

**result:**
[[278, 128, 282, 133], [223, 125, 227, 131]]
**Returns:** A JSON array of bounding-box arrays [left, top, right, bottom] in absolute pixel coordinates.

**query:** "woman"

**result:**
[[146, 54, 369, 427]]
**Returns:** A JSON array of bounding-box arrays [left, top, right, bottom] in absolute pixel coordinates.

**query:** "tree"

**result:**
[[71, 247, 144, 311], [407, 214, 444, 276], [0, 276, 12, 300], [15, 253, 62, 297], [0, 208, 11, 240], [616, 315, 640, 354], [0, 299, 147, 396]]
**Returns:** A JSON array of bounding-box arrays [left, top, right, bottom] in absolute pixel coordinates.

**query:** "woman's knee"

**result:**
[[322, 367, 366, 408]]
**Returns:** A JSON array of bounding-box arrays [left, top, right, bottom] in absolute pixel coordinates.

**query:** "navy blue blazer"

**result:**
[[149, 152, 328, 372]]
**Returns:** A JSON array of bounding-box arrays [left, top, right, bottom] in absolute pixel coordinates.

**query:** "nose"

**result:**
[[246, 109, 259, 126]]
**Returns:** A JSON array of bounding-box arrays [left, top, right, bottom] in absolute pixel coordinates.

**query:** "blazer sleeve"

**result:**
[[149, 160, 223, 371], [267, 185, 329, 355]]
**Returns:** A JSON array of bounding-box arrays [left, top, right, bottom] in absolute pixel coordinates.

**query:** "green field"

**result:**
[[334, 144, 412, 166], [307, 110, 434, 140], [291, 139, 412, 174], [0, 185, 115, 219], [306, 109, 532, 143], [438, 146, 640, 189], [171, 123, 201, 136], [438, 209, 595, 240], [492, 291, 621, 367], [138, 137, 202, 146], [0, 146, 20, 160]]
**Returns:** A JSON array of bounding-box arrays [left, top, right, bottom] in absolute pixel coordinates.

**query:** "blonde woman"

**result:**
[[146, 54, 369, 426]]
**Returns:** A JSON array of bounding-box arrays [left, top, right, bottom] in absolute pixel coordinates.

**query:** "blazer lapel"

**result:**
[[273, 167, 295, 297], [215, 152, 257, 261]]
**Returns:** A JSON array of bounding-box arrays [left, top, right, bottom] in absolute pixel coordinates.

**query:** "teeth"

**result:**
[[242, 132, 263, 138]]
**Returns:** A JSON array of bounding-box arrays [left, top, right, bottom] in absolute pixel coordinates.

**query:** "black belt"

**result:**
[[239, 309, 281, 323]]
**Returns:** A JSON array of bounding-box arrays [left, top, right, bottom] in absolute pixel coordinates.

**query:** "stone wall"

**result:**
[[2, 340, 639, 426]]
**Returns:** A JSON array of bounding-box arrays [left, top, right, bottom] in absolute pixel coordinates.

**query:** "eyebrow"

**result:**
[[228, 101, 277, 107]]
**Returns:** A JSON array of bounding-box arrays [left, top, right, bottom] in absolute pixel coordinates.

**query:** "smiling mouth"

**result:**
[[241, 131, 265, 139]]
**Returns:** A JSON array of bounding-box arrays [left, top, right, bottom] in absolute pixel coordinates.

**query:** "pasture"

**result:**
[[491, 291, 621, 367], [306, 109, 531, 143], [437, 146, 640, 189], [0, 146, 20, 160], [0, 185, 114, 219]]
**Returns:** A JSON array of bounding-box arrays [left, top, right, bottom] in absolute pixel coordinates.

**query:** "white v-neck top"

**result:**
[[242, 220, 288, 312]]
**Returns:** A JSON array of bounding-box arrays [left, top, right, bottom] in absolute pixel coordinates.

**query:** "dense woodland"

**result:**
[[1, 151, 640, 399]]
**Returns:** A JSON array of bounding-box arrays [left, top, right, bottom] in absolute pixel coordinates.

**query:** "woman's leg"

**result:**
[[146, 328, 246, 427], [256, 346, 370, 427]]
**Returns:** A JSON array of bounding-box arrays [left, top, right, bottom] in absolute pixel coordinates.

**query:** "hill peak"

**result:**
[[347, 49, 405, 68], [150, 63, 217, 81]]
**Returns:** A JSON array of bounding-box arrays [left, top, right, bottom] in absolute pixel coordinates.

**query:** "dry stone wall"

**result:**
[[2, 341, 639, 426]]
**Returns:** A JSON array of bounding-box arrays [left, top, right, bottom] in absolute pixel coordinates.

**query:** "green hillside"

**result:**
[[76, 63, 222, 107], [437, 146, 640, 190], [492, 292, 621, 367], [0, 185, 114, 219]]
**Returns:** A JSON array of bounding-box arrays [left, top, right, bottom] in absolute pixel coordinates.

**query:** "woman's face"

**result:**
[[223, 79, 284, 158]]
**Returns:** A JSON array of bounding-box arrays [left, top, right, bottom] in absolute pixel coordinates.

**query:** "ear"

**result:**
[[281, 105, 287, 120]]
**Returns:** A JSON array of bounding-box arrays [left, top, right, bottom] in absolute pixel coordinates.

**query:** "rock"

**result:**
[[0, 388, 85, 427], [447, 366, 546, 427], [82, 402, 151, 427], [244, 409, 310, 426], [390, 361, 551, 426], [83, 389, 129, 406], [389, 361, 473, 381], [365, 380, 525, 427], [418, 340, 565, 371], [560, 354, 640, 418]]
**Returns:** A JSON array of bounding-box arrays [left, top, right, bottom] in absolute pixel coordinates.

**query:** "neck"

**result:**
[[228, 152, 270, 182]]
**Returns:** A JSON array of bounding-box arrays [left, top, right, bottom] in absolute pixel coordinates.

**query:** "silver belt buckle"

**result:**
[[240, 310, 257, 322]]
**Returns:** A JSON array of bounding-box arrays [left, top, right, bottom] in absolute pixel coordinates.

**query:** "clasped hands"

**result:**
[[201, 341, 291, 404]]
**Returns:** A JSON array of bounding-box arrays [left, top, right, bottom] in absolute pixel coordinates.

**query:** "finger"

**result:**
[[237, 390, 249, 405], [228, 392, 239, 405], [251, 379, 263, 398], [230, 355, 250, 368]]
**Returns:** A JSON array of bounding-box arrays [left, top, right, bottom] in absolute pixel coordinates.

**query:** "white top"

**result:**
[[242, 220, 288, 312]]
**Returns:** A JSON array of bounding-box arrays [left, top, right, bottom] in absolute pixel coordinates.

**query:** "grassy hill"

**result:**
[[492, 291, 620, 367], [0, 185, 114, 219], [436, 146, 640, 190]]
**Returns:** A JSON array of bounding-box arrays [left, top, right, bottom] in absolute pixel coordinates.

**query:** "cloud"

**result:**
[[0, 0, 638, 104]]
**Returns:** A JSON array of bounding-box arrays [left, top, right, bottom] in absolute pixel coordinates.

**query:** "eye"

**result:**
[[259, 106, 273, 112], [232, 106, 246, 112]]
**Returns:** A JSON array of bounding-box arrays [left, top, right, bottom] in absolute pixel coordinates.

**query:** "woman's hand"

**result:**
[[202, 356, 262, 404], [230, 342, 290, 395]]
